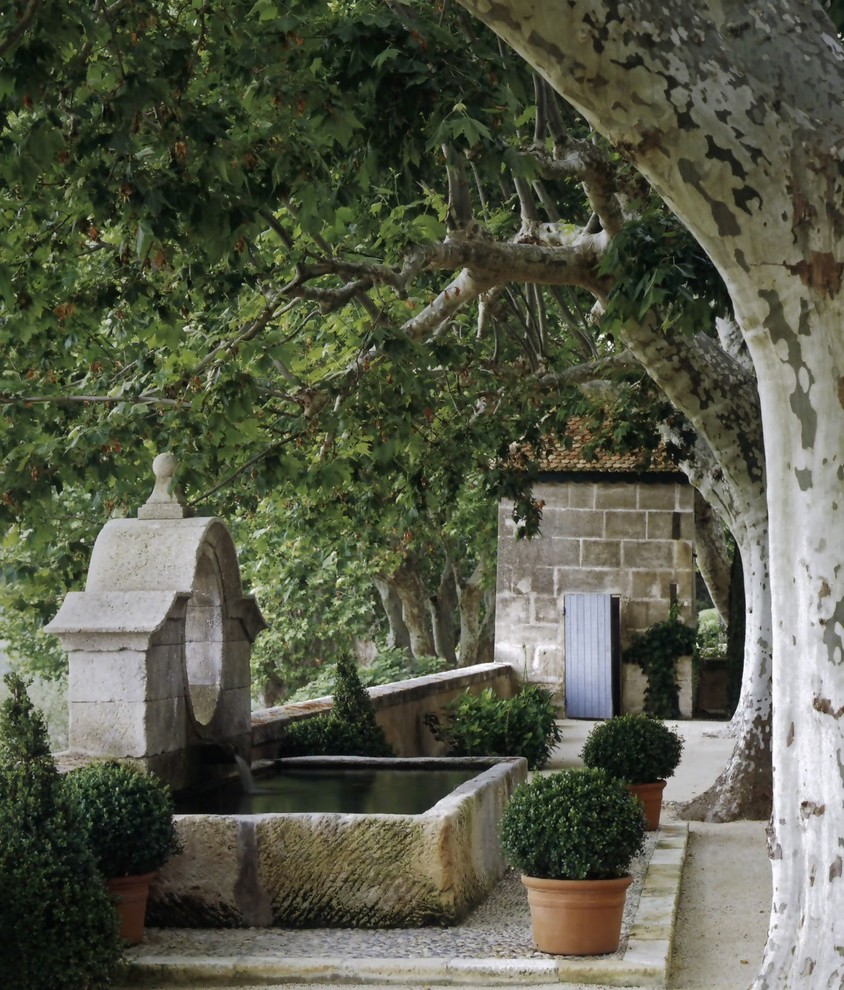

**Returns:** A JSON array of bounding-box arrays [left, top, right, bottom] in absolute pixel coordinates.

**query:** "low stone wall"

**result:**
[[250, 662, 520, 761]]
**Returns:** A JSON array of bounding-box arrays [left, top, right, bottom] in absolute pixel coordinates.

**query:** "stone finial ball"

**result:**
[[152, 452, 178, 481]]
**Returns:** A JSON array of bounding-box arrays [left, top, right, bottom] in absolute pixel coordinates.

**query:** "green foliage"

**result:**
[[0, 0, 538, 535], [580, 713, 684, 784], [696, 608, 727, 661], [624, 611, 696, 717], [498, 767, 646, 880], [424, 685, 562, 770], [278, 652, 395, 757], [235, 494, 384, 705], [0, 487, 102, 681], [598, 206, 732, 337], [63, 760, 182, 877], [286, 647, 449, 703], [359, 647, 451, 686], [0, 673, 122, 990], [0, 611, 67, 682], [0, 0, 732, 710], [0, 673, 54, 794]]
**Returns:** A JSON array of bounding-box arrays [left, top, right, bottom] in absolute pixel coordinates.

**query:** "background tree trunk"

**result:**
[[693, 489, 733, 625], [373, 578, 412, 653], [622, 321, 773, 821], [725, 544, 746, 718], [381, 557, 436, 659], [679, 531, 772, 822], [428, 562, 458, 664], [453, 558, 493, 667]]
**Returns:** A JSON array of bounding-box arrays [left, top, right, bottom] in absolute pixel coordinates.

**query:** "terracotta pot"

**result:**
[[521, 874, 632, 955], [106, 872, 156, 945], [626, 779, 667, 830]]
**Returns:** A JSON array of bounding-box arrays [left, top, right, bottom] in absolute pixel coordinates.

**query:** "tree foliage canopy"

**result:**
[[1, 0, 731, 689]]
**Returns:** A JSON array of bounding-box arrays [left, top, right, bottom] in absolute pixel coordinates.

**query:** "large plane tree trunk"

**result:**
[[453, 557, 494, 667], [373, 578, 412, 653], [379, 556, 436, 660], [456, 2, 844, 982], [623, 321, 773, 821], [746, 291, 844, 988]]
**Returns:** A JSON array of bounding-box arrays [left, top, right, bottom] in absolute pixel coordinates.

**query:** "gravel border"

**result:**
[[133, 832, 656, 962]]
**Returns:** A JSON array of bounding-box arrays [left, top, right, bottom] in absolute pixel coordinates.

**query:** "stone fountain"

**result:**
[[45, 457, 525, 928], [46, 454, 266, 791]]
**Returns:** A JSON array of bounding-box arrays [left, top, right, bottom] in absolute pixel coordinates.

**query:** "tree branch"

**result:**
[[530, 140, 625, 236], [443, 144, 474, 232], [412, 230, 609, 292], [0, 0, 44, 58], [3, 392, 179, 408]]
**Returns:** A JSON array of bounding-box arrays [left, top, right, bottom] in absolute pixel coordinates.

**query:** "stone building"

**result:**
[[494, 429, 695, 717]]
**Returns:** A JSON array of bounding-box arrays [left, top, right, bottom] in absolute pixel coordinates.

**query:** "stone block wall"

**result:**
[[495, 477, 695, 715]]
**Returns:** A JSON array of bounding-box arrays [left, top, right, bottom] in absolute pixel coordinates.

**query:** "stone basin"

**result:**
[[148, 755, 527, 929]]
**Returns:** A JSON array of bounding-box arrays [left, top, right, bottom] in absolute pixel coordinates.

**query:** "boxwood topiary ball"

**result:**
[[64, 760, 182, 877], [580, 713, 684, 784], [498, 766, 646, 880]]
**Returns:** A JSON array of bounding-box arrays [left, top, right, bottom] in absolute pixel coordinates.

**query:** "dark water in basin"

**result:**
[[176, 767, 480, 816]]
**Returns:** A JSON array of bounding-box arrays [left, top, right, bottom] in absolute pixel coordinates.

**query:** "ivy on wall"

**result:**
[[624, 609, 696, 718]]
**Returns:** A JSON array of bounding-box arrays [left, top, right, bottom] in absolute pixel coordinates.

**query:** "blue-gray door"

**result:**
[[563, 593, 621, 719]]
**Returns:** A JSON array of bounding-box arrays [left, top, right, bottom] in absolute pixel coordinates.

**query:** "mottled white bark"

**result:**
[[428, 564, 458, 665], [453, 557, 493, 667], [623, 321, 772, 820], [379, 558, 436, 659], [750, 299, 844, 988], [454, 1, 844, 983]]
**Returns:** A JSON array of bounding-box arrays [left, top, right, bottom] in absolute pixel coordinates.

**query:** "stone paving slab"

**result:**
[[120, 824, 687, 988]]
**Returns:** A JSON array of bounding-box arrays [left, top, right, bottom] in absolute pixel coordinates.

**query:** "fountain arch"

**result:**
[[46, 453, 266, 791]]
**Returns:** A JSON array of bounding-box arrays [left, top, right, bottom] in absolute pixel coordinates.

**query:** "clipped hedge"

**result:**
[[64, 759, 182, 878], [498, 767, 646, 880], [581, 712, 684, 783]]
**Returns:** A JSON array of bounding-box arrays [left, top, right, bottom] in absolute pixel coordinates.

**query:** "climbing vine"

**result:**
[[624, 608, 696, 718]]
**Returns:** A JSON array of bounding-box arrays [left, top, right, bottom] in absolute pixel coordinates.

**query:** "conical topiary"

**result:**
[[0, 673, 122, 990], [278, 652, 394, 757]]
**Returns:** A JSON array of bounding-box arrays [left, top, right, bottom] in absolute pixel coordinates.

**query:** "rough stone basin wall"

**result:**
[[148, 756, 527, 928]]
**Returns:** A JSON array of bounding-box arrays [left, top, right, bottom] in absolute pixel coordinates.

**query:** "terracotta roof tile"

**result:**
[[526, 418, 677, 475]]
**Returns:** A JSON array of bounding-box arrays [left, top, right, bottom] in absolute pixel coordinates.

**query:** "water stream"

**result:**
[[234, 753, 255, 793]]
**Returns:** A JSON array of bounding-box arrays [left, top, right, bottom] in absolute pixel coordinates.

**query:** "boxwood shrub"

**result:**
[[424, 685, 562, 769], [278, 652, 394, 757], [63, 760, 182, 878], [498, 766, 646, 880], [0, 673, 122, 990], [580, 712, 684, 783]]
